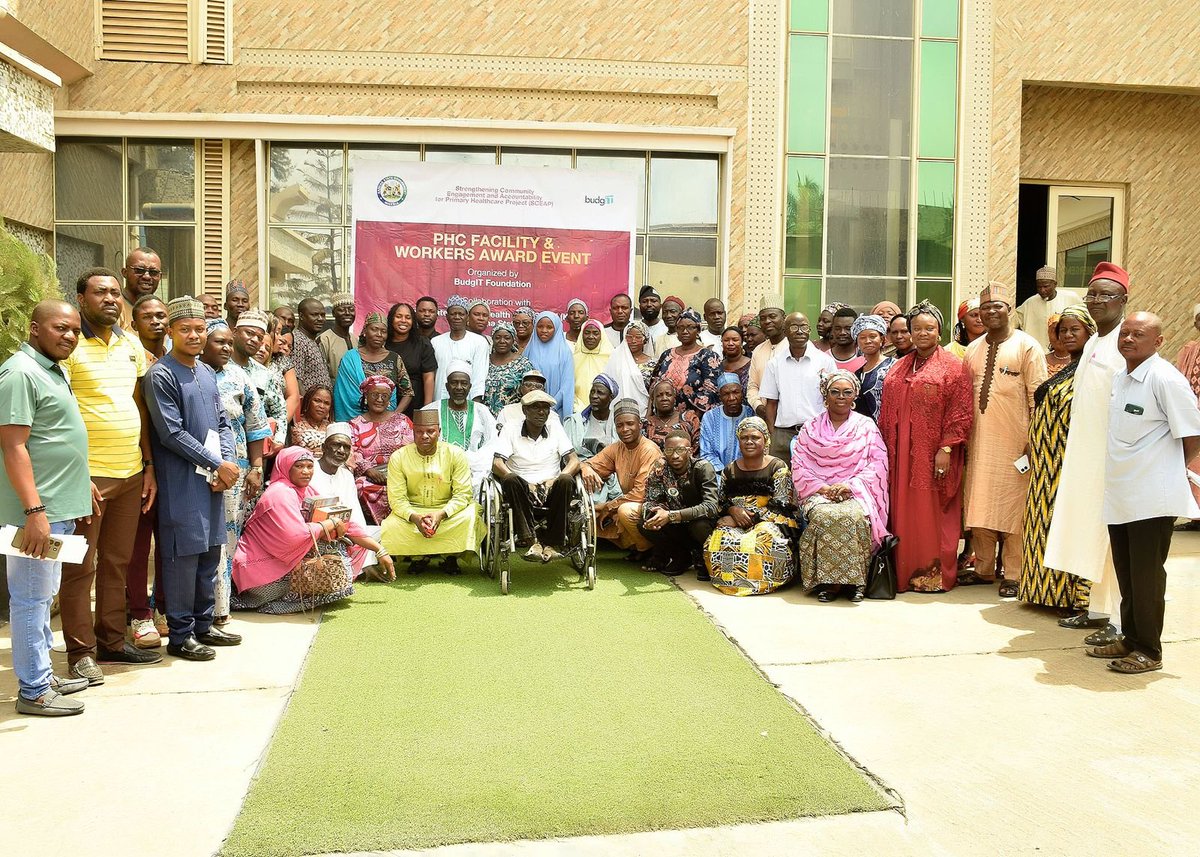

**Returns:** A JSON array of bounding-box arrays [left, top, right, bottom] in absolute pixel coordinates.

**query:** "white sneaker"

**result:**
[[131, 618, 162, 649]]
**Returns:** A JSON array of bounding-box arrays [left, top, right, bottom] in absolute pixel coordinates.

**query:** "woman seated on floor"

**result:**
[[792, 369, 891, 603], [702, 416, 799, 595], [232, 447, 394, 614]]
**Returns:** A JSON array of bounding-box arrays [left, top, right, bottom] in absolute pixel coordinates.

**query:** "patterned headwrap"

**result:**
[[612, 398, 642, 418], [736, 415, 769, 438], [205, 317, 229, 335], [821, 302, 851, 316], [235, 308, 269, 331], [592, 372, 619, 397], [492, 321, 517, 340], [718, 372, 742, 389], [678, 307, 702, 326], [512, 306, 534, 319], [818, 368, 861, 398], [747, 316, 762, 329], [358, 373, 396, 393], [907, 300, 944, 331], [225, 280, 249, 298], [446, 294, 470, 310], [468, 297, 489, 312], [167, 296, 204, 324], [850, 314, 887, 341], [957, 297, 980, 321], [566, 298, 588, 313], [331, 292, 355, 309], [363, 311, 386, 327], [1057, 303, 1097, 335], [662, 295, 686, 311], [623, 319, 651, 346]]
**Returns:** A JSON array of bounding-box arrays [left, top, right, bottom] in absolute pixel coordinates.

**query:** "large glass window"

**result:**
[[265, 144, 720, 311], [783, 1, 960, 312], [54, 137, 197, 298]]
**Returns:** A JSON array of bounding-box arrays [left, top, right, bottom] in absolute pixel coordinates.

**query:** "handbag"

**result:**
[[289, 528, 347, 609], [865, 535, 899, 600]]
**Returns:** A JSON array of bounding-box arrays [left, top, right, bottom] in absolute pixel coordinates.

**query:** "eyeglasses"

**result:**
[[826, 389, 857, 398], [786, 323, 811, 332], [1084, 293, 1123, 303], [131, 266, 162, 277]]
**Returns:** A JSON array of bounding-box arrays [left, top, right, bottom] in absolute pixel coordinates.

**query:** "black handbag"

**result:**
[[865, 535, 899, 600]]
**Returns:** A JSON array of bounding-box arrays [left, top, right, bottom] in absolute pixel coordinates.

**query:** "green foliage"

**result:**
[[0, 220, 59, 363]]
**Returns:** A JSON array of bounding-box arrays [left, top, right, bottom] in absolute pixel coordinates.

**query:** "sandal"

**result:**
[[540, 545, 563, 563], [956, 571, 992, 586], [1086, 640, 1133, 659], [1108, 652, 1162, 674], [523, 543, 544, 561], [998, 580, 1019, 598]]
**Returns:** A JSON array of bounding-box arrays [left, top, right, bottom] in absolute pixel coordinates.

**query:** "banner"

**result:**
[[351, 162, 636, 326]]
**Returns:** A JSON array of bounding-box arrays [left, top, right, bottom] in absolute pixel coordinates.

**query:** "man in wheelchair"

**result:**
[[492, 390, 581, 563]]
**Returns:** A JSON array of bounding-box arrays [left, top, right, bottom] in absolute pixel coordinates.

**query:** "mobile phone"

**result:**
[[1013, 455, 1030, 474], [11, 527, 63, 560]]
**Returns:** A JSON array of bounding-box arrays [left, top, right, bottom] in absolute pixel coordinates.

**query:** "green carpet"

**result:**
[[222, 554, 889, 857]]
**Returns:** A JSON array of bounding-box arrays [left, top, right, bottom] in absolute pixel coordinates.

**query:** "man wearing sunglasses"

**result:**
[[119, 247, 164, 330]]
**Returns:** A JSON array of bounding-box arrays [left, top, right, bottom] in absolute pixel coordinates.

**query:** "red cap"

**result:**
[[1089, 261, 1129, 292]]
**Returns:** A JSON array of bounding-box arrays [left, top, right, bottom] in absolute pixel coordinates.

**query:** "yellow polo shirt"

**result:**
[[62, 321, 148, 478]]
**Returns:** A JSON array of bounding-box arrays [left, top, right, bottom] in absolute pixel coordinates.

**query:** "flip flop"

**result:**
[[1107, 652, 1162, 673]]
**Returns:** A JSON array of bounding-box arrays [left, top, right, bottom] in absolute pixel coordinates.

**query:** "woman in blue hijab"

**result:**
[[523, 310, 576, 418]]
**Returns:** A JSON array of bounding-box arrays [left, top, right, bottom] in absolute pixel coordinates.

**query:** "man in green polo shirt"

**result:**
[[0, 301, 96, 715], [60, 267, 162, 685]]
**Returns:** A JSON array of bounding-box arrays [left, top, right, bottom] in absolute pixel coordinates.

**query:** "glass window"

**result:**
[[918, 41, 958, 159], [54, 224, 125, 282], [831, 0, 913, 38], [789, 0, 828, 32], [825, 277, 907, 312], [423, 145, 498, 164], [829, 36, 912, 157], [646, 235, 718, 309], [826, 157, 909, 277], [634, 234, 646, 290], [786, 35, 828, 154], [783, 276, 823, 323], [269, 145, 345, 224], [784, 156, 824, 276], [127, 141, 195, 222], [917, 161, 954, 278], [268, 226, 348, 308], [648, 154, 718, 234], [915, 279, 953, 343], [922, 0, 959, 39], [576, 150, 648, 232], [500, 147, 572, 168], [136, 224, 196, 299], [55, 138, 123, 222]]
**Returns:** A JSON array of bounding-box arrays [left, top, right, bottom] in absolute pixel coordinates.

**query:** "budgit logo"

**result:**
[[376, 176, 408, 206], [584, 194, 615, 206]]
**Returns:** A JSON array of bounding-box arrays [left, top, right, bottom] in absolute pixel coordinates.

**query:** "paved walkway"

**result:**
[[3, 535, 1198, 856]]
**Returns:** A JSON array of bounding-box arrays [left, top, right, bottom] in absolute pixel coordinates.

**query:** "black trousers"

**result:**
[[499, 472, 575, 549], [1107, 516, 1174, 661], [639, 519, 714, 561]]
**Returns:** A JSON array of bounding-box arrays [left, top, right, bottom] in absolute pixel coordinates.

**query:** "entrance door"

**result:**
[[1045, 185, 1125, 296]]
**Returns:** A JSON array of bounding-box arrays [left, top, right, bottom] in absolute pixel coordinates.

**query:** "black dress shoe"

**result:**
[[695, 569, 711, 582], [167, 636, 216, 661], [816, 587, 838, 603], [97, 643, 163, 665], [197, 627, 242, 647]]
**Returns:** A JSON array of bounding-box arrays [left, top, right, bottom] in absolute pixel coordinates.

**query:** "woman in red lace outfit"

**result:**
[[878, 302, 974, 592]]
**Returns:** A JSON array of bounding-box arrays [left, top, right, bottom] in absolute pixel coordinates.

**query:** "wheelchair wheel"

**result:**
[[586, 563, 596, 590], [500, 567, 510, 595]]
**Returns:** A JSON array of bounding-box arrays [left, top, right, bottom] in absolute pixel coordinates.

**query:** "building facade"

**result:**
[[0, 0, 1195, 350]]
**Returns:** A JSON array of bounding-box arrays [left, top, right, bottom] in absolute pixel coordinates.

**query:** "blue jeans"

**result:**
[[7, 520, 74, 701]]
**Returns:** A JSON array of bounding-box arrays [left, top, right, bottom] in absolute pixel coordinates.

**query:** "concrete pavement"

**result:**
[[3, 535, 1197, 857]]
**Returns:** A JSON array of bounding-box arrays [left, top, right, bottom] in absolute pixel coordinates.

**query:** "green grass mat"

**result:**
[[222, 554, 889, 857]]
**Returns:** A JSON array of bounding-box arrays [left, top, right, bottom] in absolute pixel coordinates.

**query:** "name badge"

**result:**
[[1125, 403, 1144, 415]]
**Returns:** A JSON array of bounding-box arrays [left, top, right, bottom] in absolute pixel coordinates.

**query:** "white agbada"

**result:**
[[310, 459, 379, 567], [430, 331, 490, 400], [1043, 324, 1123, 616]]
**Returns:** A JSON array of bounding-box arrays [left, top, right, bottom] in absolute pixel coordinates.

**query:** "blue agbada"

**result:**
[[699, 402, 754, 472], [143, 353, 236, 559]]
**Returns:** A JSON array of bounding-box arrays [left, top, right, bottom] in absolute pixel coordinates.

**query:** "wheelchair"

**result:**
[[478, 473, 597, 594]]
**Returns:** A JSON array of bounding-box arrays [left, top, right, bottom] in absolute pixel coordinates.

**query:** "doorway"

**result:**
[[1016, 183, 1125, 304]]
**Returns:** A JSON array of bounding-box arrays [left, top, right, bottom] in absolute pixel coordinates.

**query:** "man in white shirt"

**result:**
[[420, 361, 496, 491], [496, 369, 561, 432], [1092, 312, 1200, 673], [431, 296, 490, 401], [700, 298, 726, 348], [492, 390, 581, 562], [1013, 266, 1083, 350], [759, 311, 836, 460]]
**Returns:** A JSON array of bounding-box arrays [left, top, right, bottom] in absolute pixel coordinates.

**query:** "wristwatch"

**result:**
[[940, 445, 952, 454]]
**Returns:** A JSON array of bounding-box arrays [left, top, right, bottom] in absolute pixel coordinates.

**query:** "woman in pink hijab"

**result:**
[[232, 446, 389, 613]]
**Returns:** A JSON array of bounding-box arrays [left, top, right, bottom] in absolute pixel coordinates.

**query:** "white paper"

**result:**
[[195, 429, 221, 477], [0, 524, 89, 564]]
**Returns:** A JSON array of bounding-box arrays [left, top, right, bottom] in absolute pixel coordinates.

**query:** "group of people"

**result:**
[[5, 251, 1197, 718]]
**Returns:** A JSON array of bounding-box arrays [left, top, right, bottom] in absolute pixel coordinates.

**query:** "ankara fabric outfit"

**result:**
[[703, 458, 799, 595]]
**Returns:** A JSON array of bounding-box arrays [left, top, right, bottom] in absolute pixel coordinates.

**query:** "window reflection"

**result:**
[[137, 224, 196, 299], [916, 161, 954, 278], [826, 157, 909, 277], [269, 226, 347, 308], [423, 146, 498, 164], [127, 141, 195, 222], [269, 145, 344, 224], [500, 148, 572, 168], [830, 36, 912, 157], [55, 138, 123, 222], [785, 156, 824, 276], [646, 235, 718, 310], [649, 154, 718, 234], [825, 277, 907, 312], [832, 0, 913, 38], [54, 224, 124, 285]]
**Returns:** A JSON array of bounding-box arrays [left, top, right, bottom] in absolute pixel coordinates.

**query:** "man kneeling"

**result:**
[[380, 409, 483, 575], [640, 429, 720, 578], [492, 390, 581, 563]]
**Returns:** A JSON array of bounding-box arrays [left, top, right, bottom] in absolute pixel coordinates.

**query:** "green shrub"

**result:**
[[0, 220, 59, 363]]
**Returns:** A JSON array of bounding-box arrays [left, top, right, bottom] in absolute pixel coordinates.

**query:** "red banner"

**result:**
[[353, 221, 631, 325]]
